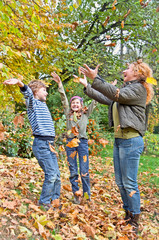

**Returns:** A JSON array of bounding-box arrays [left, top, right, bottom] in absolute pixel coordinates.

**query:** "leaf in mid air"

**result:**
[[146, 77, 157, 85]]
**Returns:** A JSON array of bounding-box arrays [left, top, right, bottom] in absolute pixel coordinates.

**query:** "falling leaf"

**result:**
[[71, 126, 79, 136], [78, 67, 81, 75], [121, 21, 124, 28], [152, 48, 157, 53], [70, 151, 77, 158], [83, 20, 88, 24], [73, 77, 80, 83], [67, 129, 72, 136], [146, 77, 157, 85], [66, 138, 80, 148], [129, 190, 136, 197], [73, 112, 78, 122], [124, 9, 131, 18], [83, 155, 87, 162], [71, 22, 78, 30], [105, 35, 111, 39], [103, 16, 110, 27], [70, 46, 77, 51], [59, 145, 65, 152], [49, 143, 59, 157], [104, 42, 116, 47]]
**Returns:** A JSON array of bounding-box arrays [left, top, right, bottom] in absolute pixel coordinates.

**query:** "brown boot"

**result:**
[[124, 210, 132, 222], [129, 214, 140, 234]]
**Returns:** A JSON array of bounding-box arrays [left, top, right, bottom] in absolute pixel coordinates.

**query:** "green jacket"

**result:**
[[84, 75, 148, 136], [58, 85, 96, 139]]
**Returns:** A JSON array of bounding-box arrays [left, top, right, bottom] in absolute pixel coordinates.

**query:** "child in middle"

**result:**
[[51, 72, 97, 204]]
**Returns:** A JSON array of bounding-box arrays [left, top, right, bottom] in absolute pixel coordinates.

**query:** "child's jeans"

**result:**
[[66, 138, 90, 197], [32, 138, 61, 204]]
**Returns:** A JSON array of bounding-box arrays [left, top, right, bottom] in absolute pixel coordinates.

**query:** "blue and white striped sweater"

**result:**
[[20, 85, 55, 138]]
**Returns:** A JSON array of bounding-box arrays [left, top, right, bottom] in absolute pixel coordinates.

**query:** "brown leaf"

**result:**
[[103, 16, 110, 27], [70, 151, 77, 159], [121, 21, 124, 29], [83, 224, 96, 238], [0, 122, 5, 141], [71, 126, 79, 136], [66, 138, 80, 148], [73, 77, 80, 83], [124, 9, 131, 18], [104, 42, 116, 47], [129, 190, 136, 197], [63, 184, 72, 191], [13, 114, 24, 128], [83, 155, 87, 162]]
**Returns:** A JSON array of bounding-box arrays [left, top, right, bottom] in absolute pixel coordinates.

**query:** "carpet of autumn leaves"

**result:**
[[0, 153, 158, 240]]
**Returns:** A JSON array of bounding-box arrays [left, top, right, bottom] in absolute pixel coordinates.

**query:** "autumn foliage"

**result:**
[[0, 153, 158, 239]]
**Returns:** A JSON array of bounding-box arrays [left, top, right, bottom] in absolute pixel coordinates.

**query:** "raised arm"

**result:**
[[51, 72, 69, 115]]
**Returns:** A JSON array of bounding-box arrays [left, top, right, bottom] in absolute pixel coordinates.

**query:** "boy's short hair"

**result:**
[[28, 80, 46, 95]]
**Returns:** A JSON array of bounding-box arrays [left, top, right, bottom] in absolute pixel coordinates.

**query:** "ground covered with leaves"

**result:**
[[0, 154, 158, 240]]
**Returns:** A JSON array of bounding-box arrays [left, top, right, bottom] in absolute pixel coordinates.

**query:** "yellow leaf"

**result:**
[[83, 155, 87, 162], [146, 77, 157, 85]]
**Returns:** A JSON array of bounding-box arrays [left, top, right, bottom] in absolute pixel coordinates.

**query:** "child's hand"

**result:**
[[3, 78, 24, 87], [79, 64, 100, 80], [51, 72, 62, 87]]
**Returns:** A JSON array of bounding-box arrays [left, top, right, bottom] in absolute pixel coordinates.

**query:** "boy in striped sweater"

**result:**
[[3, 78, 61, 211]]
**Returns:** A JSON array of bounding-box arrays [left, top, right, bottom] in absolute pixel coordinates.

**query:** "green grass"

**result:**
[[97, 142, 159, 188]]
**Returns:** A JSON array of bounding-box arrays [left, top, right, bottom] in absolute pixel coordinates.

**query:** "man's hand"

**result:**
[[3, 78, 24, 87], [79, 64, 100, 80]]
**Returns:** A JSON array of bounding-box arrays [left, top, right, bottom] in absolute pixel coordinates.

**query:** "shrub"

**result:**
[[0, 109, 33, 158]]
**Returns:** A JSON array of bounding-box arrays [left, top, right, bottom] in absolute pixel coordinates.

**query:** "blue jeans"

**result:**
[[113, 136, 144, 215], [32, 138, 61, 204], [66, 138, 90, 197]]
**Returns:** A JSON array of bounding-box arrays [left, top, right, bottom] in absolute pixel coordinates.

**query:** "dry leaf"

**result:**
[[66, 138, 80, 148], [129, 190, 136, 197], [70, 151, 77, 159], [0, 122, 5, 141], [71, 126, 79, 136], [121, 21, 124, 28], [13, 114, 24, 128], [83, 155, 87, 162], [146, 77, 157, 85], [73, 77, 80, 83], [63, 184, 72, 191], [103, 16, 110, 27]]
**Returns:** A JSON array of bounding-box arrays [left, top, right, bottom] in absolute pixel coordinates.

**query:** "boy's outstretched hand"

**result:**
[[3, 78, 24, 87], [79, 64, 100, 80], [51, 72, 62, 88]]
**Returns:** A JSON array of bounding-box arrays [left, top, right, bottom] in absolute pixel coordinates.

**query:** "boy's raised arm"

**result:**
[[3, 78, 24, 88]]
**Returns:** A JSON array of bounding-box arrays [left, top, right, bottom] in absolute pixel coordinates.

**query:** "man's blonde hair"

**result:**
[[28, 80, 46, 95]]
